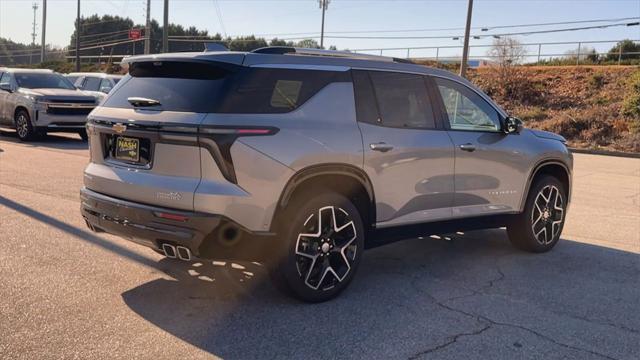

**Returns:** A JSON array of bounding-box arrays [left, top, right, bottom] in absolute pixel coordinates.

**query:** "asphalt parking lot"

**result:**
[[1, 131, 638, 360]]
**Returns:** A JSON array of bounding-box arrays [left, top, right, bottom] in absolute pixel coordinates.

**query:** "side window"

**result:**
[[217, 67, 349, 114], [0, 72, 11, 87], [99, 78, 113, 93], [352, 70, 380, 124], [434, 78, 501, 132], [83, 77, 102, 91], [368, 71, 435, 129]]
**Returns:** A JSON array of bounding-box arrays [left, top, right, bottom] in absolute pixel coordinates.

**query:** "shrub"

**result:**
[[589, 73, 605, 89], [621, 70, 640, 117], [629, 119, 640, 134]]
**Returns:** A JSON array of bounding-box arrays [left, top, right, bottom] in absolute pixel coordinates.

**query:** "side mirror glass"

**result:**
[[0, 83, 12, 92], [505, 116, 523, 134]]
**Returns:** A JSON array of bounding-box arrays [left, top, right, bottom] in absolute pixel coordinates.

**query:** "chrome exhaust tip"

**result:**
[[162, 243, 177, 259], [176, 246, 191, 261]]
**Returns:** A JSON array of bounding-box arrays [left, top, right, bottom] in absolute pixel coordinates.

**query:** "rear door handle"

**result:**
[[370, 142, 394, 152], [459, 143, 476, 152]]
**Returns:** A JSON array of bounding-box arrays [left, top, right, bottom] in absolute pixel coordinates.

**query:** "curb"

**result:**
[[569, 148, 640, 159]]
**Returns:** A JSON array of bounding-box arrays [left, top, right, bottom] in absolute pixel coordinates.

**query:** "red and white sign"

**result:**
[[128, 29, 142, 40]]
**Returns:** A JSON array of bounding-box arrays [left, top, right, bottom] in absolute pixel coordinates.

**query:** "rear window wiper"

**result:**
[[128, 97, 161, 107]]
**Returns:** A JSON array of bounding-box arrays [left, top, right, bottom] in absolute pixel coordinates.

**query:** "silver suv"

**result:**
[[81, 48, 572, 302], [0, 68, 98, 141]]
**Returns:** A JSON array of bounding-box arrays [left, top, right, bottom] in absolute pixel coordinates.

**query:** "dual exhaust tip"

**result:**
[[161, 243, 192, 261]]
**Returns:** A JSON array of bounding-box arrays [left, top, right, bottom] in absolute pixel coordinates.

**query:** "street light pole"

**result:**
[[40, 0, 46, 63], [75, 0, 80, 71], [459, 0, 473, 78], [319, 0, 329, 49], [144, 0, 151, 54], [162, 0, 169, 53]]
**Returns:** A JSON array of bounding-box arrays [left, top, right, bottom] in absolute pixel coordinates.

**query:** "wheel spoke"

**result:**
[[295, 205, 358, 291], [531, 184, 565, 245]]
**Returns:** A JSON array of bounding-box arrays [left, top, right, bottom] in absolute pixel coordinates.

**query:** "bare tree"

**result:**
[[487, 37, 528, 100], [488, 36, 527, 65]]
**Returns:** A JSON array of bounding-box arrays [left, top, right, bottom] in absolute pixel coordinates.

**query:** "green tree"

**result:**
[[606, 40, 640, 61], [225, 35, 268, 52]]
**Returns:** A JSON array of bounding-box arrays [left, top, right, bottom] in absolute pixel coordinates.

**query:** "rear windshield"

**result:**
[[102, 61, 349, 113], [15, 72, 76, 90]]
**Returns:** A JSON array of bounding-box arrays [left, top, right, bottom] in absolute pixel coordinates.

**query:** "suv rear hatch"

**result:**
[[84, 55, 243, 211]]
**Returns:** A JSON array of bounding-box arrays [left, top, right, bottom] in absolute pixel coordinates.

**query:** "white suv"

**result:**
[[0, 68, 98, 141]]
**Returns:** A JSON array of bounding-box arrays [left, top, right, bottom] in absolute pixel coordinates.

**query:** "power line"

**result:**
[[80, 29, 131, 39], [213, 0, 227, 37], [223, 16, 640, 37], [324, 21, 640, 40]]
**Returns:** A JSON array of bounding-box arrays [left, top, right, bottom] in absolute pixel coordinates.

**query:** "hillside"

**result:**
[[468, 66, 640, 153]]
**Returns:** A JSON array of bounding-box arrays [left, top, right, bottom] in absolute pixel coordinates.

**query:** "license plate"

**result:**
[[115, 137, 140, 162]]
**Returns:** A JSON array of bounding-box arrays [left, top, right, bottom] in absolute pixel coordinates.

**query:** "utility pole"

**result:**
[[319, 0, 329, 49], [459, 0, 473, 78], [40, 0, 46, 63], [162, 0, 169, 53], [144, 0, 151, 54], [75, 0, 80, 71], [30, 2, 38, 64]]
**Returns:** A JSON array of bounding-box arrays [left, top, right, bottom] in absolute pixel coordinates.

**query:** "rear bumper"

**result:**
[[80, 187, 276, 261]]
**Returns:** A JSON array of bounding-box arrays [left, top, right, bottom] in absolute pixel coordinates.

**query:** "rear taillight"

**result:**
[[154, 212, 189, 222]]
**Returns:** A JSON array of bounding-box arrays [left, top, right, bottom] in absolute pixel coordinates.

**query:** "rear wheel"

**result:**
[[508, 175, 567, 252], [270, 192, 365, 302], [14, 109, 36, 141]]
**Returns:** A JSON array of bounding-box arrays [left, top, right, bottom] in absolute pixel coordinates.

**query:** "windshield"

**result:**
[[15, 72, 76, 90]]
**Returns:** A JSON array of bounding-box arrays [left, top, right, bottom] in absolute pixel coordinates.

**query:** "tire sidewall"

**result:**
[[277, 192, 365, 302]]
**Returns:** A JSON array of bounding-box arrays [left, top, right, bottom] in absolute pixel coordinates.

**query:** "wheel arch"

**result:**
[[14, 105, 30, 122], [520, 160, 571, 212], [272, 163, 376, 235]]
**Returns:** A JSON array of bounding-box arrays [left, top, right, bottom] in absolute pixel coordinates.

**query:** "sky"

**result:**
[[0, 0, 639, 59]]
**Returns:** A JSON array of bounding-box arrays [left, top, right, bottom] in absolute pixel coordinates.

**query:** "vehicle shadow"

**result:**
[[121, 230, 640, 359], [0, 129, 87, 150]]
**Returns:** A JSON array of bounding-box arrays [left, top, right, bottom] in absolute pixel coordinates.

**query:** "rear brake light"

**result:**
[[198, 126, 278, 136], [154, 212, 189, 222]]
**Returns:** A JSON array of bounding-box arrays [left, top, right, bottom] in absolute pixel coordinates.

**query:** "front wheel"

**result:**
[[507, 175, 567, 252], [270, 192, 365, 302], [14, 109, 36, 141]]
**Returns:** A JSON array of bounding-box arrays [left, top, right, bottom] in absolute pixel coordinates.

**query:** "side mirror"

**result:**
[[0, 83, 12, 92], [504, 116, 523, 134]]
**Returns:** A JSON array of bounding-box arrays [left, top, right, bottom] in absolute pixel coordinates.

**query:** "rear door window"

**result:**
[[217, 67, 349, 113], [352, 70, 380, 124], [367, 71, 436, 129], [83, 76, 102, 91]]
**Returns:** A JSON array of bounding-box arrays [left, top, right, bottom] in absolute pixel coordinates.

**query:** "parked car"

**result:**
[[0, 68, 99, 141], [80, 48, 572, 302], [66, 72, 123, 101]]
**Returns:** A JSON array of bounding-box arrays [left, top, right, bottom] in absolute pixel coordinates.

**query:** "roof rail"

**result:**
[[251, 46, 411, 64]]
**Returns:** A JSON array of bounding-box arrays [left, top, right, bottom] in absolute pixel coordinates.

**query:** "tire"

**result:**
[[507, 175, 567, 252], [269, 192, 365, 302], [14, 109, 36, 141], [78, 129, 88, 141]]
